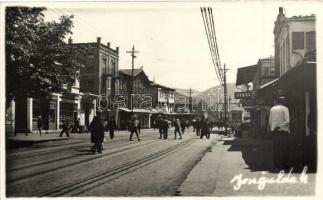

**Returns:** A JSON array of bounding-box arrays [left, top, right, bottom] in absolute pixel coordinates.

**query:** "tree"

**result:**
[[6, 7, 76, 107]]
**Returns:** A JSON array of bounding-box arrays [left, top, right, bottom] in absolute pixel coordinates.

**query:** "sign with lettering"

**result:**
[[234, 91, 252, 99]]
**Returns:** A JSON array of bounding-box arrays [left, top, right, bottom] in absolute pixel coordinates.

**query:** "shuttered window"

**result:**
[[292, 32, 304, 50]]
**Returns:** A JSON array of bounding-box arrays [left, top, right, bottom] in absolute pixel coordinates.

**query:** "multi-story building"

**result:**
[[235, 57, 276, 138], [71, 37, 119, 96], [117, 68, 152, 129], [71, 37, 120, 123], [150, 82, 175, 114], [273, 7, 316, 169], [274, 7, 315, 76]]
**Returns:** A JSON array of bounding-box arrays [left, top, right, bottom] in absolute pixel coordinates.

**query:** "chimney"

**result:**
[[97, 37, 101, 45], [68, 37, 73, 44], [116, 47, 119, 53], [279, 7, 283, 15], [107, 42, 110, 49]]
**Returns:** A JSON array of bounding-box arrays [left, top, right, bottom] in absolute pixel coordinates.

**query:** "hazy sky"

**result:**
[[43, 1, 321, 91]]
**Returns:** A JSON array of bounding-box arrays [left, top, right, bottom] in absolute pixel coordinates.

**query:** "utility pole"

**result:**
[[221, 64, 229, 134], [187, 88, 192, 112], [126, 45, 139, 112]]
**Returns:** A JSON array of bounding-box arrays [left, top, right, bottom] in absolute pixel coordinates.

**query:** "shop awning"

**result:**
[[118, 107, 155, 114], [276, 62, 316, 90], [236, 64, 259, 86]]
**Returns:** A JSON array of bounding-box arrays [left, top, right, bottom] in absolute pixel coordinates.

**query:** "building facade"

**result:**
[[117, 68, 153, 129], [274, 7, 315, 76], [273, 7, 316, 170], [150, 82, 175, 114], [71, 37, 120, 124]]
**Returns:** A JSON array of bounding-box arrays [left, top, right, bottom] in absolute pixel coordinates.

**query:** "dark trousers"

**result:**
[[196, 128, 200, 136], [163, 129, 168, 139], [59, 128, 70, 137], [130, 128, 140, 141], [94, 139, 103, 153], [200, 131, 210, 139], [109, 128, 114, 139], [273, 131, 290, 169], [181, 127, 185, 134], [159, 128, 163, 138], [174, 129, 182, 139], [38, 127, 42, 135]]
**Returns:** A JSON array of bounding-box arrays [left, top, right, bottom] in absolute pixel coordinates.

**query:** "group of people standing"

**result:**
[[192, 116, 212, 139], [154, 116, 190, 140]]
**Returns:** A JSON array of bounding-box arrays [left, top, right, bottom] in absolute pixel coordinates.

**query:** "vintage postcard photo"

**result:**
[[1, 0, 322, 198]]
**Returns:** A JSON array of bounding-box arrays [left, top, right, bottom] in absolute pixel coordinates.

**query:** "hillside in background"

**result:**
[[197, 83, 243, 104], [174, 88, 201, 97]]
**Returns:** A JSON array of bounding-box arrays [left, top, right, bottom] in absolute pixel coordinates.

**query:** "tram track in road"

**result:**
[[7, 138, 162, 184], [36, 137, 199, 197], [7, 134, 156, 172], [7, 133, 155, 161]]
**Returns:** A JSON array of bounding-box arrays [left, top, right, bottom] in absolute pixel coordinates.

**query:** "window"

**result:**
[[306, 31, 316, 51], [102, 58, 107, 74], [111, 61, 116, 76], [292, 32, 304, 50]]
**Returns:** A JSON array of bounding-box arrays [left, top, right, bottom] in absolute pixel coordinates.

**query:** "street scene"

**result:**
[[2, 1, 320, 198]]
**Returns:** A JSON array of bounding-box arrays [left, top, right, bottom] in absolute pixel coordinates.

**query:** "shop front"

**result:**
[[275, 62, 316, 170]]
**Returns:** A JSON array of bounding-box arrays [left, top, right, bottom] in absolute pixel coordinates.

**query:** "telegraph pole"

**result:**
[[126, 45, 139, 112], [222, 64, 229, 134], [187, 88, 192, 112]]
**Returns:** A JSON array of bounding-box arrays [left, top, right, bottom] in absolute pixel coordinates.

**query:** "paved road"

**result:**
[[6, 128, 216, 197]]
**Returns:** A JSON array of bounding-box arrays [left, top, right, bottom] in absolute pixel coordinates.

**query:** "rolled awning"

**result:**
[[236, 64, 259, 86]]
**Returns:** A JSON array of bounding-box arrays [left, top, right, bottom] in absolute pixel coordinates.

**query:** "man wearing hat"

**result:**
[[269, 96, 290, 169]]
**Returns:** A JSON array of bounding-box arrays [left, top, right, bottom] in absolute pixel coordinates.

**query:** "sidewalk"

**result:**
[[178, 135, 316, 196]]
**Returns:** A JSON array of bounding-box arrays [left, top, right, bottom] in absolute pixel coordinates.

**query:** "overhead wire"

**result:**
[[209, 7, 223, 82], [206, 7, 223, 84], [201, 7, 223, 86]]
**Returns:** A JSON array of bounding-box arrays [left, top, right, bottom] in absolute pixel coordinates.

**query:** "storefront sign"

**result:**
[[234, 91, 252, 99]]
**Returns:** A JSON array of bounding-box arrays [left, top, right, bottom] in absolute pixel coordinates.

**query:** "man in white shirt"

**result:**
[[269, 96, 290, 169]]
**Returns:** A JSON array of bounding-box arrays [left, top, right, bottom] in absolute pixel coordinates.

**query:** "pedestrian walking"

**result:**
[[155, 115, 163, 139], [129, 116, 141, 141], [200, 116, 210, 139], [162, 117, 169, 139], [59, 119, 70, 137], [108, 117, 117, 139], [196, 118, 201, 136], [37, 115, 42, 136], [89, 112, 105, 153], [174, 118, 182, 139], [73, 118, 81, 133], [180, 119, 186, 134], [192, 119, 197, 132], [269, 96, 290, 169]]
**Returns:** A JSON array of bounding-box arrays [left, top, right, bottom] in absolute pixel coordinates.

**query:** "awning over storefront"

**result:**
[[276, 62, 316, 90], [236, 64, 259, 86], [118, 107, 155, 114]]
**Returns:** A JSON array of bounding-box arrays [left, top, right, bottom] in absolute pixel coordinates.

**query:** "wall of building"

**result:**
[[288, 20, 316, 69], [275, 18, 315, 77]]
